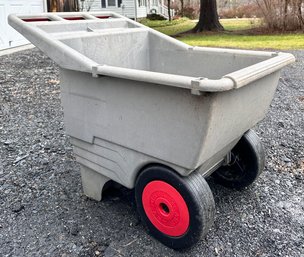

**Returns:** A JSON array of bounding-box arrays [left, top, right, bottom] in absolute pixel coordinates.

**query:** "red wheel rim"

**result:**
[[142, 180, 190, 237]]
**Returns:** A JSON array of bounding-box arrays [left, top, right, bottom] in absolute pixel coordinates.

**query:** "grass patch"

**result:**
[[180, 33, 304, 50], [140, 18, 260, 35], [220, 18, 261, 31], [140, 17, 190, 28], [140, 18, 304, 50], [140, 17, 194, 35]]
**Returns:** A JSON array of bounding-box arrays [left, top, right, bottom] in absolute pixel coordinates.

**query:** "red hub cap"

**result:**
[[142, 180, 190, 237]]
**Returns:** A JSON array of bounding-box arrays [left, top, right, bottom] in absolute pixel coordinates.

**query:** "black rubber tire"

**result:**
[[135, 165, 215, 249], [212, 129, 265, 189]]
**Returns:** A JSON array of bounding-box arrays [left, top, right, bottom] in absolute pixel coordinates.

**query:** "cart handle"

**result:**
[[92, 52, 295, 94], [224, 52, 295, 88], [9, 12, 295, 94], [92, 64, 234, 94]]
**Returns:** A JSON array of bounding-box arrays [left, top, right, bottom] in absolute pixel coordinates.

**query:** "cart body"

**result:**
[[9, 12, 295, 200]]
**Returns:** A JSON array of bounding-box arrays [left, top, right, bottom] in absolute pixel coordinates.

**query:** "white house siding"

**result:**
[[0, 0, 46, 50], [87, 0, 102, 10], [88, 0, 147, 18], [136, 6, 147, 18], [123, 0, 142, 18]]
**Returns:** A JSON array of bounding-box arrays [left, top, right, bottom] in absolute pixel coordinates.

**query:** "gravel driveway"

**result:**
[[0, 49, 303, 257]]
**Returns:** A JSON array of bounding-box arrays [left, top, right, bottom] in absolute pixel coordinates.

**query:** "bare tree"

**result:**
[[294, 0, 304, 27], [192, 0, 223, 32], [256, 0, 304, 30]]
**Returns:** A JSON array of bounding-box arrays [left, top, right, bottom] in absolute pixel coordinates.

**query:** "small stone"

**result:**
[[70, 224, 79, 236], [7, 146, 15, 152], [294, 174, 303, 181], [11, 203, 24, 213], [42, 158, 49, 165], [95, 251, 100, 256], [110, 196, 120, 202], [14, 154, 28, 164], [286, 181, 292, 187], [283, 157, 292, 163], [104, 246, 117, 257]]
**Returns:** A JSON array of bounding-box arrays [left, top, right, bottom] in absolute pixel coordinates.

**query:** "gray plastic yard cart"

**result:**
[[9, 12, 295, 249]]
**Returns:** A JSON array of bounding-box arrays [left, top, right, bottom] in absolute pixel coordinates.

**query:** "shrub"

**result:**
[[177, 5, 199, 19], [146, 13, 166, 21], [219, 3, 262, 19]]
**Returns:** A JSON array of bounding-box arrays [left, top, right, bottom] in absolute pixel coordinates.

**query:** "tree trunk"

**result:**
[[192, 0, 223, 32], [283, 0, 288, 30], [47, 0, 79, 12], [180, 0, 184, 17], [296, 0, 304, 28], [168, 0, 171, 21]]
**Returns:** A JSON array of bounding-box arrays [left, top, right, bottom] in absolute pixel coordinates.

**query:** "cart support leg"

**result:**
[[79, 164, 110, 201]]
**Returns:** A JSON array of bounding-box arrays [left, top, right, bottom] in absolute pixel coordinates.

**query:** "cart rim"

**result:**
[[142, 180, 190, 237]]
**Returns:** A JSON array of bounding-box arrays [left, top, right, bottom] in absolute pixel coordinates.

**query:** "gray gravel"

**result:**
[[0, 48, 303, 257]]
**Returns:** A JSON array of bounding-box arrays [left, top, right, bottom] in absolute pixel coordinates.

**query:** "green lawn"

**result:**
[[140, 17, 193, 35], [140, 18, 304, 50], [221, 18, 261, 31], [181, 33, 304, 50]]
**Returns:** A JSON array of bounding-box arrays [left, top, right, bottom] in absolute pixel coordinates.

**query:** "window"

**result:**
[[138, 0, 146, 6], [101, 0, 121, 8], [108, 0, 116, 6]]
